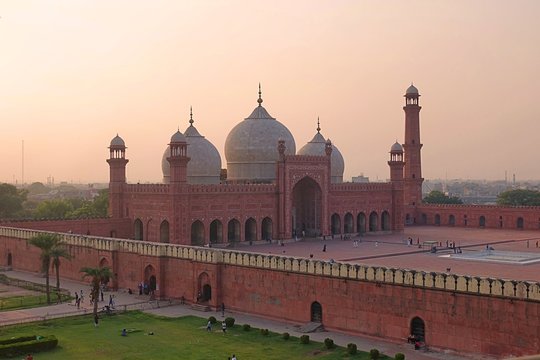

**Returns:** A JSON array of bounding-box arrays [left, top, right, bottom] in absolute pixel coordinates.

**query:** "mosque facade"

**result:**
[[107, 86, 423, 245]]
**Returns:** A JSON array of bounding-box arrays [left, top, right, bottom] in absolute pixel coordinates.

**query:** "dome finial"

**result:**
[[316, 117, 321, 133], [257, 83, 263, 106], [189, 106, 194, 126]]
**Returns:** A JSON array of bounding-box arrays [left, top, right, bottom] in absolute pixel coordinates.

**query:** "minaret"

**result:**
[[388, 142, 405, 231], [403, 84, 424, 220], [167, 129, 190, 184], [106, 134, 128, 218]]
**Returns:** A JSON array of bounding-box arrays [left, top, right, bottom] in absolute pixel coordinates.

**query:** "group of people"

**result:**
[[407, 334, 424, 350], [73, 286, 115, 310], [206, 320, 228, 334]]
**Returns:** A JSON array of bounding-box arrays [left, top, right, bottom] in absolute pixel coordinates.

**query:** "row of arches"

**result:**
[[330, 211, 391, 235], [191, 218, 273, 245], [424, 214, 528, 229], [133, 211, 393, 244]]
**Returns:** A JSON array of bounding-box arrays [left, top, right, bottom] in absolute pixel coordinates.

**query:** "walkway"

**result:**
[[0, 270, 492, 360]]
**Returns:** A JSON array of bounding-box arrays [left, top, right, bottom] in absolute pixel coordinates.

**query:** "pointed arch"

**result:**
[[410, 316, 426, 342], [357, 212, 366, 234], [479, 216, 486, 228], [369, 211, 378, 232], [381, 211, 391, 231], [292, 176, 322, 237], [191, 220, 205, 245], [344, 213, 354, 233], [434, 214, 441, 226], [159, 220, 170, 243], [262, 217, 273, 241], [449, 214, 455, 226], [311, 301, 322, 323], [228, 219, 240, 243], [134, 218, 143, 240], [517, 217, 524, 229], [331, 213, 341, 235], [209, 220, 223, 244], [245, 218, 257, 242]]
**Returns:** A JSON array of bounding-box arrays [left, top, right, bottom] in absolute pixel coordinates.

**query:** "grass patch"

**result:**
[[0, 294, 71, 312], [0, 312, 392, 359]]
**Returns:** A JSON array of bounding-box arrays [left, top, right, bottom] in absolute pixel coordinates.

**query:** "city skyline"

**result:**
[[1, 1, 539, 184]]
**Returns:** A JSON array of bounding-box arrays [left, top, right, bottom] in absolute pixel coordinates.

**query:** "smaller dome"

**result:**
[[110, 134, 125, 147], [170, 130, 186, 143], [406, 84, 419, 95], [390, 142, 403, 152]]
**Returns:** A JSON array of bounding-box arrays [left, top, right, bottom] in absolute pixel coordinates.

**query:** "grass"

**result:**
[[0, 312, 392, 359], [0, 294, 71, 312]]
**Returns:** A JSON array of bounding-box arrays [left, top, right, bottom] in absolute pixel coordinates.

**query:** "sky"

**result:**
[[0, 1, 539, 184]]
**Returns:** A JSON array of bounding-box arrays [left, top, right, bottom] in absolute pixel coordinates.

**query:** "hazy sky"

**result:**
[[1, 1, 539, 184]]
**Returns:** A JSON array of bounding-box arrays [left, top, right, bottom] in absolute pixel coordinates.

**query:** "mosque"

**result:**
[[107, 85, 423, 245]]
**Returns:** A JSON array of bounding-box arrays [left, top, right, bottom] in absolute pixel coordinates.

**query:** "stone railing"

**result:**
[[2, 226, 539, 302]]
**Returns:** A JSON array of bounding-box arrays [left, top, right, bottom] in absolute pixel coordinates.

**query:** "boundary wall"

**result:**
[[1, 226, 539, 357]]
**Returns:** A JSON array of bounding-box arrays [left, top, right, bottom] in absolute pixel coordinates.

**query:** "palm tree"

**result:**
[[80, 266, 113, 318], [51, 244, 72, 302], [29, 233, 62, 304]]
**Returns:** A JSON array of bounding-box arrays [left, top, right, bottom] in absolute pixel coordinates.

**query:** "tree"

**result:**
[[0, 183, 27, 218], [51, 243, 72, 302], [34, 199, 73, 219], [423, 190, 463, 204], [80, 266, 113, 318], [497, 189, 540, 206], [29, 233, 62, 304]]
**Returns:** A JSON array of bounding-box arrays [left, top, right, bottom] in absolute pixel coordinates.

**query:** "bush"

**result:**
[[347, 343, 357, 354], [242, 324, 251, 331], [300, 335, 310, 344], [0, 335, 58, 357], [324, 338, 335, 349], [208, 316, 217, 324], [395, 353, 405, 360], [282, 332, 290, 340], [370, 348, 380, 360], [224, 317, 235, 328], [260, 328, 269, 336]]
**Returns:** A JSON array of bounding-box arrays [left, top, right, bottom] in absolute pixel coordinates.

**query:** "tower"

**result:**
[[402, 84, 423, 223], [107, 135, 128, 218], [167, 130, 190, 185], [388, 142, 405, 231]]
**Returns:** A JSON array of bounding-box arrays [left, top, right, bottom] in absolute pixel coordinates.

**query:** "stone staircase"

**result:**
[[297, 322, 325, 333], [190, 303, 211, 312]]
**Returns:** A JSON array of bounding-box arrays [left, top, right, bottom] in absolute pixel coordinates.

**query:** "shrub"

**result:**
[[395, 353, 405, 360], [324, 338, 335, 349], [260, 328, 269, 336], [208, 316, 217, 324], [300, 335, 310, 344], [370, 348, 380, 360], [0, 335, 58, 357], [224, 317, 235, 328], [346, 343, 357, 354], [282, 332, 290, 340], [242, 324, 251, 331]]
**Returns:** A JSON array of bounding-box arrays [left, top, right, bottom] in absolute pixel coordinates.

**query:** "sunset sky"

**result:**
[[1, 1, 539, 184]]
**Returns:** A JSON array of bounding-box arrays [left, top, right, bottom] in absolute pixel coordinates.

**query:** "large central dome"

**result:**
[[225, 89, 296, 182]]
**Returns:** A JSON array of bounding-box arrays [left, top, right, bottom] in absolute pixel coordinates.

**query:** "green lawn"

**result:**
[[0, 312, 392, 359], [0, 294, 71, 312]]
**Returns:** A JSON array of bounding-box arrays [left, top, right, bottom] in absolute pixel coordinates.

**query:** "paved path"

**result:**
[[0, 270, 493, 360]]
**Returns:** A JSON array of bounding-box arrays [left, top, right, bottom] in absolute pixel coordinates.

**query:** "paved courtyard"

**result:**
[[236, 226, 540, 282]]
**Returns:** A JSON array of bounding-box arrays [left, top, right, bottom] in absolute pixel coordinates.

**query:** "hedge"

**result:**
[[0, 335, 58, 357]]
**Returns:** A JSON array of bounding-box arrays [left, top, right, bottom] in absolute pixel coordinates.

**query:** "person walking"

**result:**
[[206, 320, 212, 332], [94, 313, 99, 327], [221, 321, 227, 334]]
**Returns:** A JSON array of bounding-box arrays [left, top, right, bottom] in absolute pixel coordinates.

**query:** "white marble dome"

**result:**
[[162, 116, 222, 184], [297, 126, 345, 183], [224, 93, 296, 182]]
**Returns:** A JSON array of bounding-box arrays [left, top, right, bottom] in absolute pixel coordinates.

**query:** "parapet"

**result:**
[[2, 226, 539, 302]]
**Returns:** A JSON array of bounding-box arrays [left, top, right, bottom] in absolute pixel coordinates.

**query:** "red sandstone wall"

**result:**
[[0, 218, 131, 238], [417, 204, 540, 231], [1, 233, 538, 357]]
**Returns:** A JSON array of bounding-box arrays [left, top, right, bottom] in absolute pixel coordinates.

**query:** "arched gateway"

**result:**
[[292, 177, 322, 237]]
